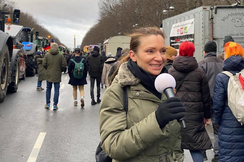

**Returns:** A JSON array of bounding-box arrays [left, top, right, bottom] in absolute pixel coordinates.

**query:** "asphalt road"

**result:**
[[0, 73, 214, 162]]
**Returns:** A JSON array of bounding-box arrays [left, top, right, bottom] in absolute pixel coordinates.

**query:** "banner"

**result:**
[[170, 18, 194, 37], [169, 19, 195, 49]]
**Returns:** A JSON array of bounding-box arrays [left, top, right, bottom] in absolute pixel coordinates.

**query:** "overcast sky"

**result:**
[[9, 0, 100, 49]]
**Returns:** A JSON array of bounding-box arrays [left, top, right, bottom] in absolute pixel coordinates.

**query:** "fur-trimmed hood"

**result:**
[[112, 62, 140, 87]]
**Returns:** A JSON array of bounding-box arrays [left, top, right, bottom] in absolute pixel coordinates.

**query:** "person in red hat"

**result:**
[[168, 41, 212, 162]]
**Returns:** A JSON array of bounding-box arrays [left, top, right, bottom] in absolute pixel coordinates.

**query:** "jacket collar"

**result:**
[[173, 56, 198, 73], [91, 51, 99, 57], [204, 52, 217, 58], [223, 55, 244, 72]]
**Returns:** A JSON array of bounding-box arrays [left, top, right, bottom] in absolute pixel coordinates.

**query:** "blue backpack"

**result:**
[[71, 58, 84, 79]]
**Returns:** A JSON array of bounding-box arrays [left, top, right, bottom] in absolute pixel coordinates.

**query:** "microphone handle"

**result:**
[[164, 88, 175, 98], [180, 118, 186, 129], [164, 88, 186, 129]]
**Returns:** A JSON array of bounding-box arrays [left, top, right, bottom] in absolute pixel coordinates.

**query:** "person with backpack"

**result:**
[[212, 42, 244, 162], [99, 27, 185, 162], [68, 48, 87, 108]]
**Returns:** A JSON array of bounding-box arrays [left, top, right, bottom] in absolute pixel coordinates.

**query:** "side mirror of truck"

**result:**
[[13, 9, 20, 24]]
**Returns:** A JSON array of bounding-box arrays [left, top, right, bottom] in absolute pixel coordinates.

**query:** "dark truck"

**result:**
[[5, 24, 37, 76], [0, 4, 21, 102]]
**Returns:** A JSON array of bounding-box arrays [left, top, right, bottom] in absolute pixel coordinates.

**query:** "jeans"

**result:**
[[90, 76, 101, 99], [37, 80, 42, 87], [46, 81, 60, 105], [190, 150, 204, 162]]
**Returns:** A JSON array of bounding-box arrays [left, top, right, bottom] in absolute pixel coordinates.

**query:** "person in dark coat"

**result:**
[[213, 42, 244, 162], [86, 46, 103, 105], [168, 41, 212, 162], [198, 41, 223, 161], [115, 47, 122, 60], [101, 50, 107, 62], [35, 51, 46, 91], [164, 46, 177, 72], [68, 48, 87, 108]]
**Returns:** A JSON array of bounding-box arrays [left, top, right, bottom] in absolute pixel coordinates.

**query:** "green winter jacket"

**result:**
[[35, 55, 46, 81], [99, 62, 184, 162], [42, 43, 67, 82]]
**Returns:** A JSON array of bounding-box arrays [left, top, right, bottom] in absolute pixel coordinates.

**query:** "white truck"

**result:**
[[162, 5, 244, 61], [103, 35, 131, 56]]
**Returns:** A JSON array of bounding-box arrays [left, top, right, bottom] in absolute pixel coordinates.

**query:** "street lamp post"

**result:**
[[163, 1, 174, 18], [133, 24, 138, 28]]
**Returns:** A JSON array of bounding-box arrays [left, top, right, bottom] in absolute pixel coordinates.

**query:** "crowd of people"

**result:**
[[34, 42, 128, 109], [34, 26, 244, 162], [98, 27, 244, 162]]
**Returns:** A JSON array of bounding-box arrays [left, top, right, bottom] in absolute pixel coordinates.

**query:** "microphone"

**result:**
[[154, 73, 186, 128]]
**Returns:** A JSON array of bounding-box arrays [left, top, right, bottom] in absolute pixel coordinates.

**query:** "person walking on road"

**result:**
[[99, 27, 185, 162], [168, 41, 212, 162], [43, 43, 67, 110], [101, 56, 117, 88], [198, 41, 223, 161], [35, 51, 46, 91], [86, 46, 103, 105], [212, 42, 244, 162], [68, 48, 87, 108], [108, 48, 130, 85], [114, 47, 122, 60]]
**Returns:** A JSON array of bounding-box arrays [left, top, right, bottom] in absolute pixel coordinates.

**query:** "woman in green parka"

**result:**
[[99, 27, 186, 162]]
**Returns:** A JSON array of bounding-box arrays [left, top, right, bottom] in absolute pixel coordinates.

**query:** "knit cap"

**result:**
[[204, 41, 217, 53], [223, 36, 235, 46], [166, 46, 177, 60], [224, 42, 244, 59], [93, 46, 100, 52]]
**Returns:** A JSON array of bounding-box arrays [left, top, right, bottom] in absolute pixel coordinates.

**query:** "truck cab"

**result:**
[[5, 24, 37, 76]]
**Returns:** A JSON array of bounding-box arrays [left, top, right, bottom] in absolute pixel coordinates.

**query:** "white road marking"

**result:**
[[27, 132, 46, 162], [60, 75, 69, 90], [61, 83, 65, 89]]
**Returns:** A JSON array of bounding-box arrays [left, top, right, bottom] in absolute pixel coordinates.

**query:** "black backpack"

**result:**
[[95, 86, 128, 162]]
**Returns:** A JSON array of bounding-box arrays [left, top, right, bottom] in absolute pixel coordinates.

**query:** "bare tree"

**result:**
[[81, 0, 238, 48]]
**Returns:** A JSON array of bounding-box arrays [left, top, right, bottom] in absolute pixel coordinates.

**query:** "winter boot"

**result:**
[[97, 98, 101, 103], [91, 98, 97, 105]]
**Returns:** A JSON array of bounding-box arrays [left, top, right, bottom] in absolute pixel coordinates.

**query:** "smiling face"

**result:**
[[129, 34, 166, 76]]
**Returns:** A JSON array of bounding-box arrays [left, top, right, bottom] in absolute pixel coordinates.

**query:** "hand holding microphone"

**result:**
[[154, 73, 186, 128]]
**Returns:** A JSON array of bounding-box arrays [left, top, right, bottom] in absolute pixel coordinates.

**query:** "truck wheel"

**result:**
[[26, 56, 35, 76], [21, 69, 26, 80], [8, 56, 19, 93], [0, 45, 10, 103]]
